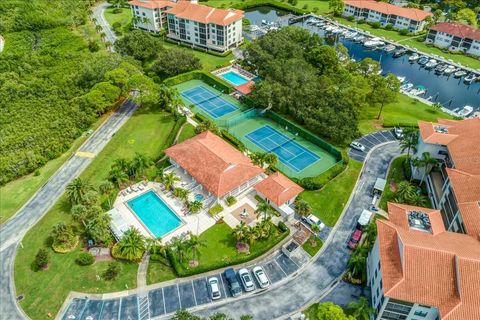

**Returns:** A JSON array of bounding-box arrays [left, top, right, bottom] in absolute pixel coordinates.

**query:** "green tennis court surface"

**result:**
[[174, 80, 339, 178]]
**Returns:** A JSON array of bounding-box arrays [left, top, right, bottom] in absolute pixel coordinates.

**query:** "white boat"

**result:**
[[401, 82, 414, 91], [409, 85, 427, 96], [425, 59, 438, 69], [443, 65, 457, 75], [364, 38, 385, 48], [344, 31, 357, 39], [324, 25, 335, 32], [353, 35, 366, 42], [454, 70, 467, 78], [261, 19, 267, 25], [397, 76, 406, 83], [384, 44, 396, 52], [408, 53, 420, 62], [464, 73, 477, 84], [458, 106, 474, 117]]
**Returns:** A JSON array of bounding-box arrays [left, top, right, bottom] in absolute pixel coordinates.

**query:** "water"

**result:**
[[127, 190, 181, 237], [194, 193, 204, 201], [244, 7, 480, 111], [221, 70, 249, 86]]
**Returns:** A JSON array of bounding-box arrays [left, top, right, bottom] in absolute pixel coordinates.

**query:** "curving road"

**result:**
[[0, 100, 138, 320], [92, 2, 117, 50]]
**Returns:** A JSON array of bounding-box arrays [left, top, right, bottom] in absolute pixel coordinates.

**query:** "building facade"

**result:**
[[342, 0, 432, 32], [426, 22, 480, 57], [129, 0, 243, 52]]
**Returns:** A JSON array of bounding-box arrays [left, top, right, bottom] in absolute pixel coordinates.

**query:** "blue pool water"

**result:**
[[127, 191, 181, 238], [221, 71, 249, 86], [194, 194, 204, 201]]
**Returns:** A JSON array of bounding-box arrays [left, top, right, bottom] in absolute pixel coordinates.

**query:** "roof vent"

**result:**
[[407, 211, 432, 233], [434, 125, 449, 134]]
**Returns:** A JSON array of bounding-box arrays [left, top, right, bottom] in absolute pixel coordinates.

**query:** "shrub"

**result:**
[[103, 262, 121, 280], [33, 169, 40, 176], [399, 29, 409, 35], [385, 23, 393, 30], [76, 252, 95, 266], [370, 21, 381, 29], [34, 248, 49, 270], [278, 221, 289, 233], [208, 203, 224, 216], [302, 4, 308, 9], [357, 19, 365, 24], [346, 15, 355, 22], [226, 196, 237, 206], [112, 22, 122, 30], [150, 253, 166, 262], [112, 8, 123, 14]]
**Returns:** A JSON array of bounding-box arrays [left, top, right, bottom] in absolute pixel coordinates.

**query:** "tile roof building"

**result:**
[[413, 118, 480, 239], [129, 0, 243, 52], [426, 22, 480, 57], [368, 203, 480, 320], [342, 0, 432, 32]]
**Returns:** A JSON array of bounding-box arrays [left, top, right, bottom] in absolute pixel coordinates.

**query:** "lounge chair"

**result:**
[[138, 184, 145, 191], [131, 185, 138, 192], [126, 187, 132, 194]]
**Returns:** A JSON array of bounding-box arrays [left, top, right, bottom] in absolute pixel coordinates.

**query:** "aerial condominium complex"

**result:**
[[426, 22, 480, 57], [129, 0, 243, 52], [342, 0, 432, 32]]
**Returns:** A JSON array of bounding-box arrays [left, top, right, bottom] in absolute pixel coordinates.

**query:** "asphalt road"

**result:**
[[92, 2, 117, 49], [0, 100, 138, 320]]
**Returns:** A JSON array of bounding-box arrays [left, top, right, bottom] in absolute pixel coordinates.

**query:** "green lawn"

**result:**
[[378, 155, 408, 210], [358, 93, 455, 134], [0, 112, 110, 225], [14, 107, 179, 320], [300, 160, 363, 227], [104, 6, 132, 31], [147, 258, 176, 285], [302, 237, 323, 256], [177, 123, 196, 143]]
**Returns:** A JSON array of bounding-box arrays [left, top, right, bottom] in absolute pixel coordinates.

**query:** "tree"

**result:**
[[66, 178, 94, 205], [419, 152, 438, 185], [295, 199, 312, 217], [163, 172, 180, 190], [310, 223, 320, 245], [127, 73, 161, 108], [115, 228, 146, 261], [34, 248, 50, 270], [255, 199, 274, 220], [264, 153, 278, 170], [173, 188, 189, 202], [368, 74, 400, 120], [315, 302, 355, 320], [399, 128, 418, 159], [408, 193, 428, 207], [188, 200, 203, 214], [111, 0, 127, 9], [233, 221, 248, 243], [395, 181, 416, 202], [129, 152, 153, 178], [187, 234, 206, 264], [245, 226, 259, 245], [86, 211, 113, 245], [455, 8, 477, 26], [51, 222, 77, 252], [348, 247, 367, 281], [103, 262, 121, 280], [250, 152, 267, 167], [346, 296, 375, 320], [170, 236, 188, 263], [329, 0, 345, 16], [114, 30, 162, 61], [152, 48, 202, 79], [71, 204, 90, 226], [99, 180, 114, 196], [109, 166, 129, 187], [158, 85, 183, 113], [171, 309, 202, 320]]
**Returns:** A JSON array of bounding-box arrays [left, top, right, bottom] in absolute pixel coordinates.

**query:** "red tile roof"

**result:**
[[343, 0, 432, 21], [430, 22, 480, 41], [129, 0, 176, 9], [165, 1, 243, 25], [235, 81, 254, 95], [254, 172, 303, 206], [377, 203, 480, 319], [165, 131, 263, 198]]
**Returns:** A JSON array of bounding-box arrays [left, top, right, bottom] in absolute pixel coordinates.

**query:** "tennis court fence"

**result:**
[[218, 108, 258, 128]]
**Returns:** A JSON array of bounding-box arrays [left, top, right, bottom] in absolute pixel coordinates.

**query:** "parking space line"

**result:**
[[376, 132, 389, 142], [381, 131, 393, 141], [191, 281, 198, 306], [176, 284, 182, 309], [274, 257, 288, 277], [368, 134, 382, 144], [161, 288, 166, 315]]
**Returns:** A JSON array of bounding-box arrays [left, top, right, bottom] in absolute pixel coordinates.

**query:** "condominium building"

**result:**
[[342, 0, 432, 32], [367, 203, 480, 320], [129, 0, 244, 52], [412, 118, 480, 237], [426, 22, 480, 57]]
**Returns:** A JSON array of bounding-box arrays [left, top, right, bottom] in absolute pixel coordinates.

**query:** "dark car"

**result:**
[[347, 229, 362, 249], [224, 268, 242, 297]]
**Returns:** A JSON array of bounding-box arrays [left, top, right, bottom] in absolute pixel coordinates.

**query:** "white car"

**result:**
[[393, 126, 403, 139], [207, 277, 221, 300], [252, 266, 270, 288], [238, 268, 255, 292], [303, 214, 325, 230], [350, 141, 366, 152]]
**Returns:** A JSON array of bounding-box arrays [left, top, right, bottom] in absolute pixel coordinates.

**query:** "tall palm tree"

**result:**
[[163, 172, 180, 191], [187, 234, 206, 263], [173, 188, 189, 202], [98, 180, 114, 195], [233, 221, 248, 243], [159, 85, 182, 113], [245, 226, 259, 246], [255, 199, 274, 221], [264, 153, 278, 170], [86, 211, 113, 244], [399, 129, 418, 159], [170, 236, 187, 263], [295, 199, 312, 217], [130, 152, 153, 178], [419, 152, 438, 186], [250, 152, 267, 167], [95, 24, 102, 32], [66, 178, 94, 205], [116, 228, 146, 261], [109, 167, 129, 187], [408, 193, 428, 207], [409, 156, 422, 182], [395, 181, 416, 202], [70, 204, 90, 226], [346, 296, 375, 320], [348, 250, 367, 281], [113, 158, 130, 173], [188, 200, 203, 214]]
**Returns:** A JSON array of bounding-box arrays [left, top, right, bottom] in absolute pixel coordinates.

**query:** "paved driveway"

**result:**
[[0, 100, 138, 320], [93, 2, 117, 49], [348, 130, 398, 162]]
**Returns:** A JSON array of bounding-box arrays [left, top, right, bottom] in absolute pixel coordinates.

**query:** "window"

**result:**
[[414, 311, 428, 317]]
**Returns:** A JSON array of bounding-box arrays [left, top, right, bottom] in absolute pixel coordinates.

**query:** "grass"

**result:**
[[302, 237, 323, 256], [177, 123, 196, 143], [103, 6, 132, 30], [378, 155, 408, 210], [0, 112, 110, 225], [358, 93, 455, 134], [147, 258, 176, 285], [300, 160, 363, 227], [14, 107, 178, 320]]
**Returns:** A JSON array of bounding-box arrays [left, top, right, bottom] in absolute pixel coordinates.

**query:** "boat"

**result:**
[[417, 56, 429, 65], [344, 31, 357, 39], [443, 65, 457, 75], [464, 73, 477, 84], [435, 64, 448, 74], [454, 70, 467, 78], [324, 25, 335, 32], [393, 47, 408, 57], [401, 82, 414, 91], [364, 38, 385, 48], [384, 44, 396, 52], [457, 105, 474, 117], [425, 59, 438, 69], [353, 35, 365, 42], [410, 85, 427, 96], [397, 76, 406, 83], [261, 19, 268, 25], [408, 53, 420, 62]]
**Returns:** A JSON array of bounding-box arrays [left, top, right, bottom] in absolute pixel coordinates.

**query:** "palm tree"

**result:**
[[130, 152, 153, 178], [395, 181, 416, 202], [86, 211, 113, 244], [233, 221, 248, 243], [98, 180, 114, 195], [71, 204, 90, 226], [346, 296, 375, 320], [245, 226, 259, 246], [348, 249, 367, 281], [116, 228, 146, 261], [111, 0, 126, 8], [170, 236, 188, 263], [255, 199, 274, 221], [407, 193, 428, 207], [264, 153, 278, 170], [419, 152, 438, 186], [109, 167, 129, 187], [188, 200, 203, 214], [187, 234, 206, 264], [310, 223, 320, 245], [51, 222, 76, 247], [132, 15, 142, 26], [163, 172, 180, 191], [409, 156, 422, 182], [173, 188, 189, 202], [295, 199, 312, 217], [95, 24, 102, 33], [250, 152, 267, 167], [159, 85, 182, 113], [66, 178, 94, 205], [399, 129, 418, 159]]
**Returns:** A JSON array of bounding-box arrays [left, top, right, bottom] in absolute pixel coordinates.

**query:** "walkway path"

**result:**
[[0, 100, 138, 320], [92, 2, 117, 50], [137, 253, 151, 289]]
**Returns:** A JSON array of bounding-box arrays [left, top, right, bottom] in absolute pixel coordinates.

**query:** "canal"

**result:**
[[244, 7, 480, 111]]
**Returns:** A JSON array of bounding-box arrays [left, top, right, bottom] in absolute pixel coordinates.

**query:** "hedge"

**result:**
[[156, 116, 186, 161], [163, 70, 234, 94], [208, 203, 224, 216], [220, 129, 246, 150], [164, 37, 232, 57], [231, 0, 309, 15]]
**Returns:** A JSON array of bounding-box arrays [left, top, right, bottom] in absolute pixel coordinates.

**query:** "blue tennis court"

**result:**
[[181, 85, 238, 119], [245, 125, 321, 172]]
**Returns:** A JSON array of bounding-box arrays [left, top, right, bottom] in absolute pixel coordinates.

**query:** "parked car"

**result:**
[[238, 268, 255, 292], [393, 126, 403, 139], [252, 266, 270, 288], [207, 277, 221, 300], [347, 229, 363, 249], [350, 141, 366, 152], [302, 214, 325, 230], [224, 268, 242, 297]]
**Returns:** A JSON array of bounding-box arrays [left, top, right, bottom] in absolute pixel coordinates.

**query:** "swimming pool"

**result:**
[[127, 190, 182, 238], [221, 71, 249, 86]]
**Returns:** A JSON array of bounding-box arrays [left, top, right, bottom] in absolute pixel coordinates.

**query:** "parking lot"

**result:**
[[61, 251, 309, 320], [348, 130, 397, 162]]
